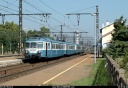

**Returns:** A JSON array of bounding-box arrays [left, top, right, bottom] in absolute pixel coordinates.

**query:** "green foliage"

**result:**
[[0, 21, 54, 54], [106, 16, 128, 68], [0, 21, 25, 54], [40, 26, 50, 37], [27, 26, 51, 38], [92, 59, 112, 86]]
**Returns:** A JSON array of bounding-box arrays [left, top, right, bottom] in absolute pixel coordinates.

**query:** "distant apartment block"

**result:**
[[100, 22, 114, 49]]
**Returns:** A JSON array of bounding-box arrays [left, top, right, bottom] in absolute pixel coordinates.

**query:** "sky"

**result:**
[[0, 0, 128, 39]]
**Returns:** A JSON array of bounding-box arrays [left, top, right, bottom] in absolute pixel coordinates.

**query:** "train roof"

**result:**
[[25, 36, 82, 46], [25, 37, 66, 43], [25, 37, 55, 42]]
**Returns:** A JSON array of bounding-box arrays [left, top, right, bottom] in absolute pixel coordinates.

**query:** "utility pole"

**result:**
[[60, 25, 63, 41], [66, 5, 99, 58], [96, 5, 100, 57], [74, 32, 76, 44], [0, 0, 51, 55], [19, 0, 22, 55]]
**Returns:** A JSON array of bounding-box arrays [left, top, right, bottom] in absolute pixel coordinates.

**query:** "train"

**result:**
[[24, 36, 85, 59]]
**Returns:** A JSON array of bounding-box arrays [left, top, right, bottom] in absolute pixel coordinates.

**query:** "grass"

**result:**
[[66, 58, 111, 86], [92, 58, 112, 86]]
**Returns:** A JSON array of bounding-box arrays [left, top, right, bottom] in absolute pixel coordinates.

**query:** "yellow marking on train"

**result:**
[[42, 56, 89, 85]]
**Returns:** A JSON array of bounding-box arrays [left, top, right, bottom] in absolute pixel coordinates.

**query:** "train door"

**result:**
[[46, 42, 51, 57], [66, 44, 68, 55], [46, 43, 48, 57]]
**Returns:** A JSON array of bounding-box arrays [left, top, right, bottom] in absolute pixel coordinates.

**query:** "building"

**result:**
[[100, 22, 114, 50]]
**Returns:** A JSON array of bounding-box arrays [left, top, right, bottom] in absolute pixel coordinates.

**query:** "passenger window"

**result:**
[[52, 44, 55, 49], [47, 43, 50, 49], [38, 42, 43, 49], [62, 44, 65, 49], [56, 44, 59, 49]]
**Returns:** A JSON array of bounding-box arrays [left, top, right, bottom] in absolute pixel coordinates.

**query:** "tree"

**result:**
[[105, 16, 128, 68], [27, 26, 51, 37], [40, 26, 50, 37], [0, 21, 25, 54]]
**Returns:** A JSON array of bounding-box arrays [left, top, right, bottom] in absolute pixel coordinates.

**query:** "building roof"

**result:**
[[100, 22, 114, 33]]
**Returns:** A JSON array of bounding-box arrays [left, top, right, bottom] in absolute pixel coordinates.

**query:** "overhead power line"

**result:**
[[39, 0, 64, 17], [73, 6, 96, 13]]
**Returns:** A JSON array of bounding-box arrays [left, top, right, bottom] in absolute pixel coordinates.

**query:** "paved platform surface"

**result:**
[[0, 55, 25, 68], [0, 54, 94, 86]]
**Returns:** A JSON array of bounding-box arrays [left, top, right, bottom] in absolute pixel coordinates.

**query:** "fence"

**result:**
[[105, 54, 128, 87]]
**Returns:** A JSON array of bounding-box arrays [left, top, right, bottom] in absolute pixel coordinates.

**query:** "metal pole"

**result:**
[[60, 25, 63, 41], [74, 32, 75, 44], [96, 5, 99, 57], [93, 15, 96, 63], [94, 16, 96, 63], [19, 0, 22, 55]]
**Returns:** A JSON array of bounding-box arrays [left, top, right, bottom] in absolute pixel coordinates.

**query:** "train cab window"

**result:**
[[38, 42, 43, 49], [31, 42, 37, 48], [25, 42, 29, 48]]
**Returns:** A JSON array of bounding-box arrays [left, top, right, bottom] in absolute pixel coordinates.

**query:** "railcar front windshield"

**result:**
[[25, 42, 29, 48], [31, 42, 37, 48]]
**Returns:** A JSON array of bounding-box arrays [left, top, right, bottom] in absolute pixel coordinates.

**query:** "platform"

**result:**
[[0, 55, 25, 68]]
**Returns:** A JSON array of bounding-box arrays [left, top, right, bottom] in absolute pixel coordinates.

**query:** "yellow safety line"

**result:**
[[42, 56, 89, 85]]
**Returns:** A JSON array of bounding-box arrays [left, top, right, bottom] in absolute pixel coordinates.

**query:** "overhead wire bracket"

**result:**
[[77, 14, 80, 26]]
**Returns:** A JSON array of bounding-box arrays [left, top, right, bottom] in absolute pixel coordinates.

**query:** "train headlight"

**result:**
[[37, 51, 41, 53], [25, 50, 29, 53]]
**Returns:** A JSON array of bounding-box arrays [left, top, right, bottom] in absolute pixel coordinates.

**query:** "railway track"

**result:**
[[0, 54, 87, 84]]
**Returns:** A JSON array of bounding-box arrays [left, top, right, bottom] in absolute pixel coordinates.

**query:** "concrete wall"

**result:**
[[106, 54, 128, 87]]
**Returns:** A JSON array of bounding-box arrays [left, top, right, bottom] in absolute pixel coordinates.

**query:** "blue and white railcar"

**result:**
[[65, 42, 76, 55], [24, 37, 68, 59], [51, 41, 62, 58], [60, 42, 67, 56], [75, 44, 83, 54], [24, 36, 85, 59], [24, 37, 49, 59]]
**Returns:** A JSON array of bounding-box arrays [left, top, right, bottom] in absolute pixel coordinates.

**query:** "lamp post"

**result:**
[[91, 13, 96, 63], [66, 12, 98, 63]]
